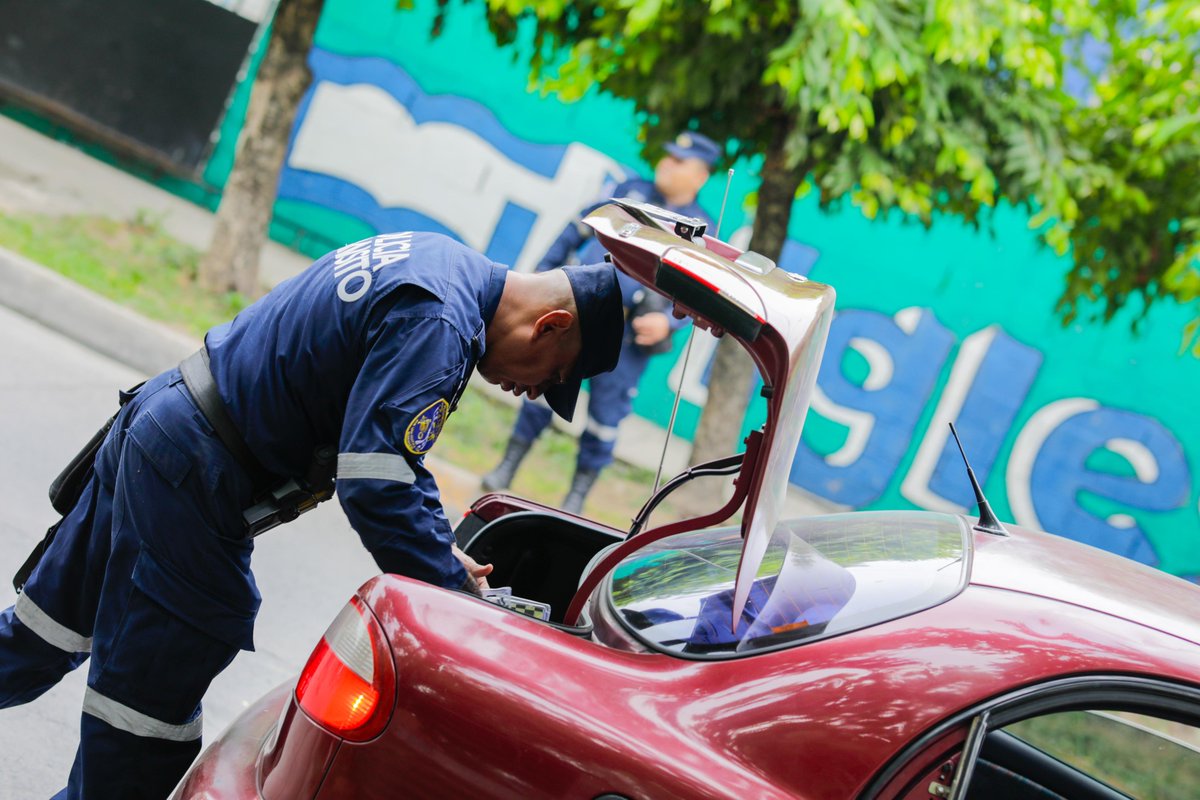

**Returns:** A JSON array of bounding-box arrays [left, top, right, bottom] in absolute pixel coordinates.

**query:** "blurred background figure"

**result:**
[[482, 131, 721, 513]]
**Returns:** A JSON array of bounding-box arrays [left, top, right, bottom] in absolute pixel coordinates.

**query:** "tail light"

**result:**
[[295, 596, 395, 741]]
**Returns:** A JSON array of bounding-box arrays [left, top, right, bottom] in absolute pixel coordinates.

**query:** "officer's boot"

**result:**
[[562, 468, 600, 515], [481, 436, 532, 492]]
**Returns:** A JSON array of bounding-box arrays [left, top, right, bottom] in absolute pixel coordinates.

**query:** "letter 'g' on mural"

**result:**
[[792, 308, 956, 506], [1008, 399, 1191, 565]]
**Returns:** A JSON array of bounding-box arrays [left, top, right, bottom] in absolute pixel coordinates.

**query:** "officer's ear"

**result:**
[[531, 309, 575, 342]]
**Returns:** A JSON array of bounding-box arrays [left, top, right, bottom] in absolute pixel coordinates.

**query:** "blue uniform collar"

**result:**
[[481, 264, 507, 342]]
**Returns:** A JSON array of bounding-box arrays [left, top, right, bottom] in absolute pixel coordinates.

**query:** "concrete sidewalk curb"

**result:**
[[0, 245, 198, 376]]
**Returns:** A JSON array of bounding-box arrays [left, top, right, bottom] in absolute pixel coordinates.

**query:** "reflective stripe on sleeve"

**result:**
[[14, 592, 92, 653], [337, 452, 417, 483], [83, 687, 203, 742], [586, 418, 620, 443]]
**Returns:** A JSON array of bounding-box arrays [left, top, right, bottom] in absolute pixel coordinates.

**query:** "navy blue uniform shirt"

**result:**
[[206, 232, 507, 589]]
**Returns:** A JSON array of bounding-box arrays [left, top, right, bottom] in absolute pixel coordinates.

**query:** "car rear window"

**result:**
[[607, 511, 969, 659]]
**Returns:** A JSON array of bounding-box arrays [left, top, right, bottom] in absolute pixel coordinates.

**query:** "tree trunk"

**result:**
[[682, 123, 806, 508], [198, 0, 325, 297]]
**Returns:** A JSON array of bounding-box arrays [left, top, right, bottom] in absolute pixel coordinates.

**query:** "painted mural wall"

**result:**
[[207, 0, 1197, 579]]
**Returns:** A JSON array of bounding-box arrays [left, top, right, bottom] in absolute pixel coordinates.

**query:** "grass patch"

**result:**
[[0, 210, 701, 529], [435, 386, 692, 529], [0, 211, 247, 337], [1006, 711, 1200, 799]]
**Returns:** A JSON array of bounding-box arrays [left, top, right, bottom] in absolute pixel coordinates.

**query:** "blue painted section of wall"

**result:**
[[279, 169, 459, 241], [793, 310, 956, 507], [1031, 407, 1189, 565], [925, 332, 1042, 508], [486, 203, 539, 266]]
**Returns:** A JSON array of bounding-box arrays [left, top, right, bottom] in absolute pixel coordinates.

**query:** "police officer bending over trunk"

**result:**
[[0, 232, 623, 799], [483, 130, 718, 513]]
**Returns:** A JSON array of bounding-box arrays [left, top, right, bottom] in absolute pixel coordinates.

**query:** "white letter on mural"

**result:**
[[901, 326, 999, 513], [1007, 397, 1099, 530], [812, 335, 894, 467]]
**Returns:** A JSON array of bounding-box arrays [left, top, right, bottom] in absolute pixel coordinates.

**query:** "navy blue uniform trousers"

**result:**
[[0, 370, 259, 799], [514, 344, 650, 472]]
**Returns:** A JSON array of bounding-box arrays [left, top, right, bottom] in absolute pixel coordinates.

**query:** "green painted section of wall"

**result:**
[[271, 198, 375, 257]]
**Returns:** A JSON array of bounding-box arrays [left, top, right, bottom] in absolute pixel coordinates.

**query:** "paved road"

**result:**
[[0, 304, 386, 798]]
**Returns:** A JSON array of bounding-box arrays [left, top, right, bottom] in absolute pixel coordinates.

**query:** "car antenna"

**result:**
[[646, 168, 736, 523], [948, 422, 1008, 536]]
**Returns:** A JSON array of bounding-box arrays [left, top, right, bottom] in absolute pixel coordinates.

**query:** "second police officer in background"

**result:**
[[483, 131, 720, 513]]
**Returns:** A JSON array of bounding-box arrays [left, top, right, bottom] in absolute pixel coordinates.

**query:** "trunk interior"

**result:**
[[455, 510, 624, 625]]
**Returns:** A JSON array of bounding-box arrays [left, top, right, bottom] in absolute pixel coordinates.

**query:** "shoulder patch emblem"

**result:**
[[404, 398, 450, 455]]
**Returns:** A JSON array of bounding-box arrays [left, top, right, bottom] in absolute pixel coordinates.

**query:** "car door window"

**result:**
[[863, 679, 1200, 800], [993, 711, 1200, 799]]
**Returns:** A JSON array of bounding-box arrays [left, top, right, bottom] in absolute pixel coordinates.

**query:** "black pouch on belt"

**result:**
[[241, 445, 337, 538], [13, 382, 144, 593]]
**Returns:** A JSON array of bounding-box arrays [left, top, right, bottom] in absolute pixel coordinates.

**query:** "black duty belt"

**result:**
[[179, 348, 270, 488], [179, 348, 336, 537]]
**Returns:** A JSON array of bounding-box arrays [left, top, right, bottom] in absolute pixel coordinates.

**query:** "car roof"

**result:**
[[969, 521, 1200, 647]]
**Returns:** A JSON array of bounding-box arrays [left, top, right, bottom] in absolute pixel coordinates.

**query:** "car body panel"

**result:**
[[172, 515, 1200, 800], [970, 522, 1200, 647], [310, 563, 1200, 800], [258, 693, 341, 798], [171, 683, 291, 800]]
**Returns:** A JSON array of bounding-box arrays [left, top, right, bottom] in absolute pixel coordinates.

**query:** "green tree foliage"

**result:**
[[1052, 2, 1200, 347], [446, 0, 1200, 469]]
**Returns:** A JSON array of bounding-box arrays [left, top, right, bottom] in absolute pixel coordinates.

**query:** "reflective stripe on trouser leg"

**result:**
[[585, 418, 620, 443], [0, 605, 89, 709], [13, 592, 92, 654], [0, 470, 115, 710], [578, 415, 620, 472], [76, 583, 240, 798], [83, 687, 202, 741]]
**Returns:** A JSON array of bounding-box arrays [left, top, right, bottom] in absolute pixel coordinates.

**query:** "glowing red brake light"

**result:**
[[295, 595, 395, 741]]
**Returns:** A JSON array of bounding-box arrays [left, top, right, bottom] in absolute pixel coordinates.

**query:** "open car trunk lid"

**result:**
[[585, 201, 836, 627]]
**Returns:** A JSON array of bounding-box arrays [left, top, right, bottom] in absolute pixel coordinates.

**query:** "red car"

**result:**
[[173, 202, 1200, 800]]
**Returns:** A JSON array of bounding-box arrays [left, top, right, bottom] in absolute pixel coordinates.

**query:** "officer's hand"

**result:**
[[632, 312, 670, 346], [453, 544, 494, 591]]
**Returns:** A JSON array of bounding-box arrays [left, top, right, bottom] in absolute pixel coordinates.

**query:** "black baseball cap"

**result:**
[[543, 263, 624, 422]]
